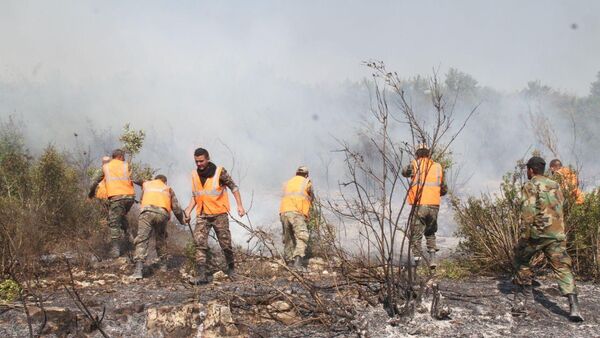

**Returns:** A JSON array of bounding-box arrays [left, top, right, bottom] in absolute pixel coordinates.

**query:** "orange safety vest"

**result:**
[[141, 179, 172, 212], [279, 176, 312, 217], [408, 158, 443, 206], [102, 159, 135, 197], [191, 167, 230, 215], [557, 167, 584, 205], [95, 179, 108, 199]]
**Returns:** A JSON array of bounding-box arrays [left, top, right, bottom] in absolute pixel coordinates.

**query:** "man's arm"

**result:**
[[521, 182, 537, 227], [169, 188, 186, 224], [401, 164, 413, 178], [306, 181, 315, 202], [87, 170, 104, 198], [220, 168, 245, 217], [440, 169, 448, 196], [184, 197, 196, 223]]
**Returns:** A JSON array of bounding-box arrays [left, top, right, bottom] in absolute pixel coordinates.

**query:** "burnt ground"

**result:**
[[1, 229, 599, 338], [1, 254, 599, 338]]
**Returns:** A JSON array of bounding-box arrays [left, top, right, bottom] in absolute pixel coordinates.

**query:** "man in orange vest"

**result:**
[[280, 166, 314, 269], [184, 147, 246, 284], [402, 144, 447, 268], [131, 174, 185, 280], [88, 149, 141, 258], [549, 159, 584, 206]]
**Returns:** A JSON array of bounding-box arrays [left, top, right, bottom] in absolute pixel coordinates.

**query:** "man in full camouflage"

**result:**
[[511, 156, 583, 322], [131, 174, 185, 280], [88, 149, 142, 258]]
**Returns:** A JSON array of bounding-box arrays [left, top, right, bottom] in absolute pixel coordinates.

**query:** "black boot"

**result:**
[[224, 252, 236, 278], [189, 265, 208, 285], [511, 285, 532, 316], [131, 261, 144, 280], [567, 294, 584, 322], [293, 256, 303, 270], [109, 240, 120, 259], [226, 262, 236, 278]]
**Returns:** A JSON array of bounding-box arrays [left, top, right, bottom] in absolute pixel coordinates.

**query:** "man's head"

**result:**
[[526, 156, 546, 179], [101, 156, 111, 164], [549, 159, 563, 172], [154, 174, 167, 183], [194, 147, 210, 170], [415, 143, 430, 159], [296, 166, 309, 177], [111, 149, 125, 161]]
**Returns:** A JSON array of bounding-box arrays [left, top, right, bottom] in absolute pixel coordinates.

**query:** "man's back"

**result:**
[[521, 175, 565, 239]]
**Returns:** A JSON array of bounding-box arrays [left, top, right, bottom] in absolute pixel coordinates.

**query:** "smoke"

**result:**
[[2, 1, 600, 240]]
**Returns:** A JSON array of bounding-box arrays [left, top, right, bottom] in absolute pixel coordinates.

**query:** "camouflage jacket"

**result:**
[[520, 175, 565, 240]]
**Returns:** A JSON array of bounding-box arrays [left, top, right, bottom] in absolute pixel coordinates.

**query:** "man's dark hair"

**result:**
[[549, 159, 562, 168], [194, 147, 210, 158], [155, 174, 167, 183], [296, 171, 308, 177], [527, 156, 546, 175], [112, 149, 125, 159], [416, 148, 430, 159]]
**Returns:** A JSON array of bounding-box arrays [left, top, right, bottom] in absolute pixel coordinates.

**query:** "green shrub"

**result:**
[[566, 190, 600, 279], [452, 166, 524, 272], [0, 279, 21, 302]]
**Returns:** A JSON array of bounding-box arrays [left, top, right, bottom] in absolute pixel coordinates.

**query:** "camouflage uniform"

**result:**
[[88, 170, 141, 242], [133, 189, 185, 263], [410, 205, 439, 256], [192, 168, 238, 266], [280, 211, 310, 261], [513, 175, 577, 296]]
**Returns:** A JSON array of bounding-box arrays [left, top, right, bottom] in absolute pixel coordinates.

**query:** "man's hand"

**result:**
[[237, 206, 246, 217], [183, 211, 191, 224]]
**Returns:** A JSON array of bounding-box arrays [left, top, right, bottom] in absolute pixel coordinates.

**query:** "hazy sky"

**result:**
[[2, 1, 599, 93], [1, 1, 599, 237]]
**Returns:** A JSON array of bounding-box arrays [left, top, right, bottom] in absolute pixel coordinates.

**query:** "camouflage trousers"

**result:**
[[280, 211, 309, 261], [108, 197, 135, 241], [410, 205, 439, 257], [133, 210, 169, 263], [513, 238, 577, 295], [193, 213, 233, 266]]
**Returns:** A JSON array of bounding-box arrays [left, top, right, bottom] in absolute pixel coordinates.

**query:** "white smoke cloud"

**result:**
[[2, 1, 600, 240]]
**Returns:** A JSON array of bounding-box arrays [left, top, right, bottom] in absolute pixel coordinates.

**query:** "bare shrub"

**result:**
[[452, 164, 525, 272]]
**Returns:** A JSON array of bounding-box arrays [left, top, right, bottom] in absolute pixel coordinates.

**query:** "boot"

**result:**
[[109, 240, 120, 259], [511, 285, 532, 316], [428, 251, 437, 269], [131, 261, 144, 280], [567, 294, 584, 322], [158, 260, 168, 273], [226, 262, 236, 278], [293, 256, 303, 270], [189, 265, 208, 285], [224, 252, 236, 278]]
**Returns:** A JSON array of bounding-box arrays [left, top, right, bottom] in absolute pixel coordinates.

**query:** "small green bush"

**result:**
[[0, 279, 21, 302]]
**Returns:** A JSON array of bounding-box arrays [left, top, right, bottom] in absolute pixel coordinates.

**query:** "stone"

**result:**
[[146, 303, 203, 337], [267, 301, 299, 325], [202, 301, 240, 337], [28, 306, 77, 336], [308, 257, 327, 271], [213, 271, 229, 281]]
